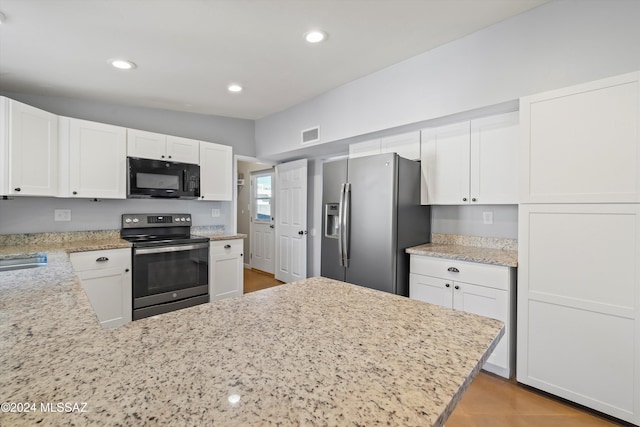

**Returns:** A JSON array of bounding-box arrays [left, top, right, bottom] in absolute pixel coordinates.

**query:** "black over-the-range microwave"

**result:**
[[127, 157, 200, 199]]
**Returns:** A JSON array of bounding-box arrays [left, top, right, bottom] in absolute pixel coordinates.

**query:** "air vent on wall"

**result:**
[[301, 126, 320, 145]]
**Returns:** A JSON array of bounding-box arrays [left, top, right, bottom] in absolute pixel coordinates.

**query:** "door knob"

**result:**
[[298, 230, 307, 235], [269, 225, 274, 229]]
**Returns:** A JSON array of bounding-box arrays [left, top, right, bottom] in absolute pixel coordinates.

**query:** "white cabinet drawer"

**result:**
[[70, 248, 131, 272], [210, 239, 243, 256], [409, 255, 509, 290]]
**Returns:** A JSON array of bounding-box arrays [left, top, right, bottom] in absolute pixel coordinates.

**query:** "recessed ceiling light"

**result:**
[[305, 30, 327, 43], [227, 84, 243, 93], [109, 59, 137, 70]]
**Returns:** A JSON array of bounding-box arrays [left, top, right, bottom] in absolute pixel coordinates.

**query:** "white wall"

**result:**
[[0, 197, 230, 234], [255, 0, 640, 159], [432, 205, 518, 240]]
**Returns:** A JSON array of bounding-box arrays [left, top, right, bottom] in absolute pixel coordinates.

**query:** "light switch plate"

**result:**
[[211, 209, 220, 218], [54, 209, 72, 222], [483, 211, 493, 225]]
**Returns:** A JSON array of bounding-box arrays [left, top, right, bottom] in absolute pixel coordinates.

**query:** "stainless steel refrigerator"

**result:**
[[321, 153, 431, 296]]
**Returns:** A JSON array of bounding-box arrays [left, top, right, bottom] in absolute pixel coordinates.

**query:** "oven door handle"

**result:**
[[134, 242, 209, 255]]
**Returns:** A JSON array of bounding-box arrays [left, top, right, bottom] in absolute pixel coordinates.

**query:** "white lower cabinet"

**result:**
[[518, 204, 640, 424], [210, 239, 244, 301], [409, 255, 516, 378], [70, 249, 132, 329]]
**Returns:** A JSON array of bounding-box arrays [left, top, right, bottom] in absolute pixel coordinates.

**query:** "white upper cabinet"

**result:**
[[199, 141, 233, 201], [421, 121, 471, 204], [520, 71, 640, 203], [421, 112, 519, 205], [349, 139, 381, 158], [166, 135, 200, 164], [349, 131, 420, 160], [470, 112, 519, 204], [59, 117, 127, 199], [127, 128, 200, 164], [0, 97, 58, 196], [380, 131, 420, 160]]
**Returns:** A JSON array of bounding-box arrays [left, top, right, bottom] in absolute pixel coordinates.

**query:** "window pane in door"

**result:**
[[256, 199, 271, 221], [256, 176, 272, 198]]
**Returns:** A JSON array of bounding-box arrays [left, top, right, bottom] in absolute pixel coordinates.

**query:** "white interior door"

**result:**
[[250, 170, 275, 274], [275, 159, 308, 283]]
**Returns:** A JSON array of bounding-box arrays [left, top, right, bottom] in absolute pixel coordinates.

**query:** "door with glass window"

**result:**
[[250, 170, 275, 273]]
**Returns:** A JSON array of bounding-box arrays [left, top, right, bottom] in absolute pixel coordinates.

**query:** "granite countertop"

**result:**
[[406, 234, 518, 267], [0, 244, 503, 426], [0, 238, 131, 259], [406, 243, 518, 267]]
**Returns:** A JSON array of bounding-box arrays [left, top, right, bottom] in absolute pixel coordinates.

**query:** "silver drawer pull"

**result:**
[[447, 267, 459, 273], [96, 257, 109, 262], [224, 244, 231, 249]]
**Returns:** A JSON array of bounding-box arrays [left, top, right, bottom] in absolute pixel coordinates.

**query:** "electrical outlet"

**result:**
[[54, 209, 72, 222], [211, 209, 220, 218], [483, 211, 494, 225]]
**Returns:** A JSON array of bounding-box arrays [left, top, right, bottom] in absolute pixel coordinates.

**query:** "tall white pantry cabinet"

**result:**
[[517, 71, 640, 425]]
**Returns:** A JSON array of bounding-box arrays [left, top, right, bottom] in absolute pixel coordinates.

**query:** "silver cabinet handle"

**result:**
[[96, 257, 109, 262], [135, 242, 209, 255], [447, 267, 459, 273]]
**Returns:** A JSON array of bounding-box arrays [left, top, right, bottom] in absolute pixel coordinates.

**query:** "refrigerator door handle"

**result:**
[[338, 183, 346, 267], [343, 183, 351, 267]]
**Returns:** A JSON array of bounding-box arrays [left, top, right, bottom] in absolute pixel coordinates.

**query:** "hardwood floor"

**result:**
[[447, 372, 623, 426], [243, 268, 283, 294], [240, 271, 623, 426]]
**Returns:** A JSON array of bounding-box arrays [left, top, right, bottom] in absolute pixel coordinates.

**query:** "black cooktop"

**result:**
[[120, 213, 209, 247], [122, 234, 209, 247]]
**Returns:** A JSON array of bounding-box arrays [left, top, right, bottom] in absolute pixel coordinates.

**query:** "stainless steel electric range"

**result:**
[[121, 213, 209, 320]]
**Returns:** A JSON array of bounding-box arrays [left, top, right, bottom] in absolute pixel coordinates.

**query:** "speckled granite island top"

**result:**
[[1, 260, 503, 427]]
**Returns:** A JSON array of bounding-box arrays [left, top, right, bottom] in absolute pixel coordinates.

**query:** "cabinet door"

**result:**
[[518, 204, 640, 423], [199, 141, 233, 201], [381, 131, 420, 160], [348, 139, 381, 159], [421, 121, 470, 205], [470, 112, 519, 204], [67, 118, 127, 199], [166, 135, 200, 164], [8, 100, 58, 196], [126, 128, 166, 160], [409, 273, 453, 308], [210, 240, 244, 300], [77, 266, 132, 329], [453, 281, 509, 375], [520, 71, 640, 203]]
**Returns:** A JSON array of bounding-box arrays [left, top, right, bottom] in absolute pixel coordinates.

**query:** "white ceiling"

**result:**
[[0, 0, 548, 120]]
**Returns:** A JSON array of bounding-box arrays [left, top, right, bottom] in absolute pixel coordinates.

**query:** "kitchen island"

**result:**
[[1, 243, 503, 426]]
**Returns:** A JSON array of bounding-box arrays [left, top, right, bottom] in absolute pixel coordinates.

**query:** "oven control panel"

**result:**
[[122, 214, 192, 228]]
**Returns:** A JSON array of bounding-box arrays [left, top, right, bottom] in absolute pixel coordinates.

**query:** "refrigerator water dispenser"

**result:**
[[324, 203, 340, 238]]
